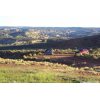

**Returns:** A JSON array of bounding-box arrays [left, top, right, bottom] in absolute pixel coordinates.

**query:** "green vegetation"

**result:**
[[0, 27, 100, 83], [0, 48, 99, 83], [0, 67, 57, 83], [0, 57, 100, 83], [90, 48, 100, 59], [77, 48, 100, 60], [0, 65, 100, 83]]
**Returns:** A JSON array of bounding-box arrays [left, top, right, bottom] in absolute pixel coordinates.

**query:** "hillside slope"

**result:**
[[0, 34, 100, 50], [0, 27, 100, 46], [58, 34, 100, 48]]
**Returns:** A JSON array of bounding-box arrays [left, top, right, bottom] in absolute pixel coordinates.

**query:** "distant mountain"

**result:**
[[41, 34, 100, 49], [0, 27, 100, 46], [55, 34, 100, 48], [0, 34, 100, 50]]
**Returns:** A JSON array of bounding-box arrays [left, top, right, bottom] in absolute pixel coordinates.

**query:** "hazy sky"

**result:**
[[0, 0, 100, 27]]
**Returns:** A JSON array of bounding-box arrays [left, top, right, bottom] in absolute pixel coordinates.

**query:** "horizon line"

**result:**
[[0, 26, 100, 28]]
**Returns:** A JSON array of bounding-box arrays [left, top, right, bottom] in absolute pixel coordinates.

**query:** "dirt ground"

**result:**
[[0, 53, 100, 68], [33, 53, 100, 68]]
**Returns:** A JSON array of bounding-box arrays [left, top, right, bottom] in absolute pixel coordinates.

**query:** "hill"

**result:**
[[0, 27, 100, 46], [55, 34, 100, 48], [0, 34, 100, 50]]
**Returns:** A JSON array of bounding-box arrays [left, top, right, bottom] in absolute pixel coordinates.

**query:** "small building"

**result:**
[[80, 49, 89, 55], [75, 49, 89, 56], [44, 48, 53, 55]]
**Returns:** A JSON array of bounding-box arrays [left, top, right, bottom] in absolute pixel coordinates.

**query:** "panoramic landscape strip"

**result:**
[[0, 27, 100, 82]]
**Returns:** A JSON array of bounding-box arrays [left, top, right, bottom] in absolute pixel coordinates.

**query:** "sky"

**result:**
[[0, 0, 100, 27]]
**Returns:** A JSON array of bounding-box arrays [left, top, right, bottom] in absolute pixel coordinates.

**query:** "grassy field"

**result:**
[[0, 48, 100, 83], [0, 59, 100, 83]]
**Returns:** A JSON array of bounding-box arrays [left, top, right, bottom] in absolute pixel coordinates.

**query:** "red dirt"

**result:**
[[0, 53, 99, 68], [35, 53, 100, 67]]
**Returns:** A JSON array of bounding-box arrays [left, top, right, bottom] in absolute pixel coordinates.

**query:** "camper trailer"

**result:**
[[44, 48, 53, 55], [75, 49, 89, 56]]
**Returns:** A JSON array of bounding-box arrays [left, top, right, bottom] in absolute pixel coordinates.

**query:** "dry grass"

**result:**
[[0, 57, 100, 82]]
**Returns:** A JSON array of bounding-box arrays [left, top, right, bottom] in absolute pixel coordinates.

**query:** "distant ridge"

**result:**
[[0, 34, 100, 50], [58, 34, 100, 48]]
